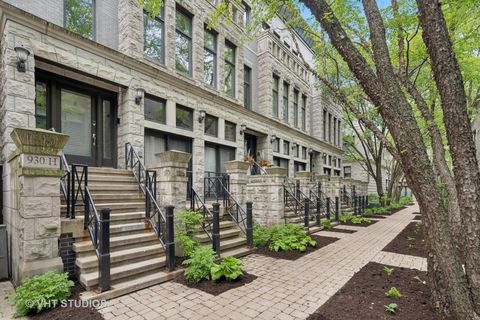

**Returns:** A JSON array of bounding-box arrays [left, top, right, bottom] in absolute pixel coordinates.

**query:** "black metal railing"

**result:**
[[284, 177, 305, 223], [187, 170, 193, 200], [59, 152, 71, 218], [248, 160, 267, 175], [190, 188, 213, 241], [341, 185, 354, 208], [125, 142, 167, 248], [204, 172, 229, 200]]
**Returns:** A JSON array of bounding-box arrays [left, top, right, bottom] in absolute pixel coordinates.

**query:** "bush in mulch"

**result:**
[[383, 221, 426, 258], [255, 235, 339, 260], [340, 219, 378, 227], [29, 283, 103, 320], [174, 272, 257, 296], [307, 262, 449, 320]]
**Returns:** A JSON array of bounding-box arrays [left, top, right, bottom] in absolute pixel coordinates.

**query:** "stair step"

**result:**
[[80, 257, 166, 287], [88, 167, 133, 175], [219, 236, 246, 251], [73, 232, 157, 253], [220, 246, 255, 258], [88, 175, 136, 183], [80, 269, 182, 301], [87, 185, 141, 192], [194, 228, 240, 242], [76, 244, 165, 270], [89, 194, 144, 201], [109, 212, 145, 223]]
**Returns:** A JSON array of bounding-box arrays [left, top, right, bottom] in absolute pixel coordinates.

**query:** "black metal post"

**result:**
[[296, 180, 301, 199], [366, 195, 369, 208], [212, 203, 221, 257], [304, 198, 310, 228], [355, 196, 359, 216], [125, 144, 128, 168], [165, 205, 175, 271], [98, 208, 111, 292], [326, 197, 331, 220], [316, 196, 321, 226], [335, 197, 340, 221], [246, 202, 253, 248]]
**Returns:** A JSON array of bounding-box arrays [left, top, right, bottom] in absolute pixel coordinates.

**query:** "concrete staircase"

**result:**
[[64, 167, 251, 300]]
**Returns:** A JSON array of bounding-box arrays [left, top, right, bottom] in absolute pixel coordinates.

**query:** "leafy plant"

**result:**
[[268, 224, 316, 252], [350, 217, 372, 225], [12, 272, 74, 316], [384, 303, 398, 314], [177, 210, 204, 235], [183, 246, 216, 283], [253, 223, 271, 247], [414, 276, 427, 285], [177, 232, 198, 258], [383, 266, 394, 276], [339, 213, 352, 223], [408, 243, 415, 250], [211, 256, 244, 281], [363, 208, 374, 217], [321, 219, 332, 229], [407, 236, 415, 241], [415, 221, 423, 231], [385, 287, 402, 299]]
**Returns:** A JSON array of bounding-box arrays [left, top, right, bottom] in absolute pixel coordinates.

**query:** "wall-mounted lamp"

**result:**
[[135, 88, 145, 105], [240, 124, 247, 135], [14, 45, 30, 72], [198, 110, 206, 123], [270, 134, 277, 143], [291, 143, 297, 150], [308, 148, 314, 155]]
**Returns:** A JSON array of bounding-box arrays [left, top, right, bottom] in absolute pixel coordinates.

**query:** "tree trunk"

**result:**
[[300, 0, 480, 317]]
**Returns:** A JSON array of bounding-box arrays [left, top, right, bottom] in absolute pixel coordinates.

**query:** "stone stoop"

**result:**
[[64, 167, 176, 301]]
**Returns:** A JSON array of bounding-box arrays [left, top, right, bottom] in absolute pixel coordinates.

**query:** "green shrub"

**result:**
[[211, 256, 244, 281], [12, 272, 74, 316], [384, 303, 398, 314], [339, 213, 352, 223], [368, 193, 379, 205], [383, 266, 394, 276], [363, 208, 374, 217], [177, 210, 204, 235], [268, 224, 316, 252], [385, 287, 402, 299], [177, 232, 198, 258], [321, 219, 332, 229], [374, 207, 390, 215], [399, 196, 414, 205], [183, 246, 216, 283], [253, 223, 271, 247]]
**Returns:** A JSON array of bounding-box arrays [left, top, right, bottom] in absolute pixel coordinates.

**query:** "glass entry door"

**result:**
[[35, 72, 117, 167]]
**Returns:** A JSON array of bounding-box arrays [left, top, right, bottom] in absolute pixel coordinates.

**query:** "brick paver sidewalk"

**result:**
[[98, 204, 421, 320]]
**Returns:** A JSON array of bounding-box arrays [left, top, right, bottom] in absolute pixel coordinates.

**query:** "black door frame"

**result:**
[[35, 70, 117, 167]]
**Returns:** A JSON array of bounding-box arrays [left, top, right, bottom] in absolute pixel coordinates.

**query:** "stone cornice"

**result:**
[[0, 1, 343, 155]]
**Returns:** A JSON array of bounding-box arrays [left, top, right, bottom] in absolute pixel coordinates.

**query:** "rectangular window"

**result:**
[[204, 28, 217, 86], [204, 114, 218, 137], [272, 137, 280, 153], [244, 65, 252, 109], [225, 121, 236, 141], [225, 41, 236, 96], [242, 1, 251, 25], [175, 8, 192, 75], [273, 156, 289, 169], [272, 74, 279, 117], [333, 117, 337, 145], [328, 113, 332, 143], [344, 166, 351, 178], [293, 89, 299, 128], [176, 104, 193, 130], [283, 82, 289, 122], [64, 0, 94, 39], [302, 94, 307, 131], [337, 120, 342, 147], [294, 144, 299, 158], [144, 8, 164, 63], [144, 95, 166, 124], [323, 109, 327, 140], [283, 140, 290, 155], [35, 81, 48, 129], [302, 147, 307, 159]]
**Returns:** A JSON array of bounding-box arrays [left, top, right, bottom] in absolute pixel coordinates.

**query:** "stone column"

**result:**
[[224, 160, 249, 207], [295, 171, 313, 196], [7, 128, 69, 284], [245, 167, 286, 227], [330, 176, 342, 198], [118, 0, 143, 60], [148, 150, 192, 213]]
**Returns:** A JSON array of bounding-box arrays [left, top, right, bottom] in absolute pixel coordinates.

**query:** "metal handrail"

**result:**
[[210, 175, 248, 234], [204, 172, 229, 200], [125, 142, 166, 248], [284, 186, 305, 222], [85, 184, 101, 253], [248, 160, 267, 175], [309, 183, 328, 218], [190, 188, 213, 241]]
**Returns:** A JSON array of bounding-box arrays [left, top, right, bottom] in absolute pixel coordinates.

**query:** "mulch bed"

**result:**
[[254, 235, 339, 261], [413, 215, 422, 220], [30, 283, 103, 320], [323, 227, 357, 234], [383, 222, 426, 258], [340, 220, 378, 227], [174, 272, 257, 296], [307, 262, 449, 320], [370, 215, 387, 219]]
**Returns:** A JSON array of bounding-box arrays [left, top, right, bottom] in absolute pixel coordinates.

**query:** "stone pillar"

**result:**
[[7, 128, 69, 284], [224, 160, 250, 207], [148, 150, 192, 213], [296, 171, 313, 196], [118, 0, 143, 60], [245, 167, 286, 227], [330, 176, 342, 198]]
